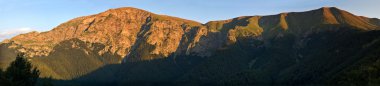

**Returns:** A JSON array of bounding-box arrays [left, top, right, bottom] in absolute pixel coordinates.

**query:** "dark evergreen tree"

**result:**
[[0, 68, 10, 86], [41, 77, 54, 86], [4, 54, 40, 86]]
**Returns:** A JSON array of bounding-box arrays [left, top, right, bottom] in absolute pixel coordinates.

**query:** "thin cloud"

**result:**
[[0, 27, 34, 41]]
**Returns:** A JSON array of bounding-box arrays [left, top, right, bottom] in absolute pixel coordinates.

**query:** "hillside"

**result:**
[[1, 7, 380, 85]]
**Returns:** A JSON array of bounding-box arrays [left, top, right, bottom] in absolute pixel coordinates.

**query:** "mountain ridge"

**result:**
[[2, 6, 379, 61], [2, 7, 379, 61], [1, 7, 380, 82]]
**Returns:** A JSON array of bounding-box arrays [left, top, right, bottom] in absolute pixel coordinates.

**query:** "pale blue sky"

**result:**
[[1, 0, 379, 41]]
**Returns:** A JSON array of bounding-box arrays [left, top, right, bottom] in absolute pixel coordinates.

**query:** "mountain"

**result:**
[[1, 7, 380, 85]]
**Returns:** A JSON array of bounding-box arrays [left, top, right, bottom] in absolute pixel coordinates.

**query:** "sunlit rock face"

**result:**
[[2, 7, 207, 61]]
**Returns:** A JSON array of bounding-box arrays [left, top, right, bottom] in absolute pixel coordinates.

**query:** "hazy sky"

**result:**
[[1, 0, 379, 41]]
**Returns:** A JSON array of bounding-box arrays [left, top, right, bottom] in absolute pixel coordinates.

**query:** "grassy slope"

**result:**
[[0, 43, 17, 69], [31, 39, 122, 80]]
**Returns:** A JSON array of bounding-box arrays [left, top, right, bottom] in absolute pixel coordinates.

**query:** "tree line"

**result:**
[[0, 54, 42, 86]]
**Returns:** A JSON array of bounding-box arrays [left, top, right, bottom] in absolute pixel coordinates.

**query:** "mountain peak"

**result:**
[[320, 6, 339, 10], [320, 7, 340, 24], [286, 7, 377, 29], [105, 7, 151, 13], [97, 7, 154, 19]]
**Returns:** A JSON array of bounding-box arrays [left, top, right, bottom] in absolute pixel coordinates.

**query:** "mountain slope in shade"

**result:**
[[74, 28, 380, 85], [1, 7, 380, 84]]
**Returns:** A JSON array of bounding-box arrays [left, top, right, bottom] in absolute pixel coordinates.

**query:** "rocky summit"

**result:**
[[1, 7, 380, 85]]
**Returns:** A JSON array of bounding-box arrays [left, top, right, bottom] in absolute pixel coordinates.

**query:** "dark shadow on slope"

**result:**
[[0, 43, 18, 69], [65, 55, 205, 86], [49, 27, 380, 86], [60, 36, 263, 86], [275, 28, 380, 84], [31, 38, 122, 79]]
